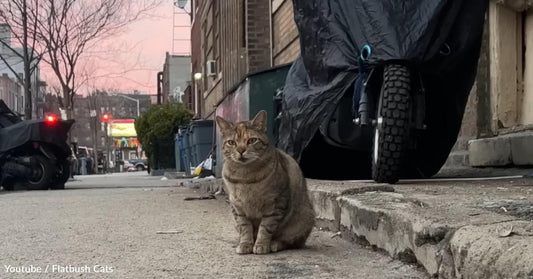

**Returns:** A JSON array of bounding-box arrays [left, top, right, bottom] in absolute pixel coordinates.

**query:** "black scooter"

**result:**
[[0, 100, 74, 190], [278, 0, 488, 184]]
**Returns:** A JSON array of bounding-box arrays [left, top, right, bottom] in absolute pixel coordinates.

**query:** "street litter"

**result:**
[[498, 225, 514, 238], [161, 177, 168, 181], [192, 155, 214, 177], [156, 230, 183, 234]]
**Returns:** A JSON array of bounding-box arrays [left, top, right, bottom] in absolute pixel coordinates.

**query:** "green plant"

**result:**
[[135, 104, 193, 164]]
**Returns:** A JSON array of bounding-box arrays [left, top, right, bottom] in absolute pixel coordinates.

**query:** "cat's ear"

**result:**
[[216, 116, 233, 132], [251, 110, 267, 132]]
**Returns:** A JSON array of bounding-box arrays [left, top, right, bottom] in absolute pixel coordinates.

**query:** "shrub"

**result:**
[[135, 104, 193, 166]]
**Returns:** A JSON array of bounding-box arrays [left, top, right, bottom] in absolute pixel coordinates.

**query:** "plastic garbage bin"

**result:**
[[189, 120, 214, 167]]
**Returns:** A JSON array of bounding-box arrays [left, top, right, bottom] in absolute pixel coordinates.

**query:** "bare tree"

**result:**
[[34, 0, 162, 119], [0, 0, 44, 119]]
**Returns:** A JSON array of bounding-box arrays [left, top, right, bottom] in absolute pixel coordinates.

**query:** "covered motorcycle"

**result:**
[[0, 100, 74, 190], [277, 0, 488, 182]]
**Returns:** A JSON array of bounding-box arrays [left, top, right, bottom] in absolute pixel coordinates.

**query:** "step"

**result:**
[[309, 180, 533, 278]]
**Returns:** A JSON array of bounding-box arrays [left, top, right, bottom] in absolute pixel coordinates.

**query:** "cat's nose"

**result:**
[[236, 146, 246, 154]]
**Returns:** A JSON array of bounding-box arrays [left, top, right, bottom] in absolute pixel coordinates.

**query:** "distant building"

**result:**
[[162, 53, 191, 104], [44, 91, 151, 148], [0, 23, 45, 118], [0, 73, 21, 111], [68, 92, 152, 149]]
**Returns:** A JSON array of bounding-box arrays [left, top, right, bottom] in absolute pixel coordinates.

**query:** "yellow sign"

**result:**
[[108, 120, 136, 137]]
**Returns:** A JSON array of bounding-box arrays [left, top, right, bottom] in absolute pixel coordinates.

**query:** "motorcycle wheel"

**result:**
[[372, 64, 411, 184], [25, 154, 55, 190], [2, 179, 15, 191], [50, 159, 70, 189]]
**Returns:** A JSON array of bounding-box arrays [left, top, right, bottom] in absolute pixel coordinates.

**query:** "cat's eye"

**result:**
[[226, 140, 236, 146], [247, 138, 258, 145]]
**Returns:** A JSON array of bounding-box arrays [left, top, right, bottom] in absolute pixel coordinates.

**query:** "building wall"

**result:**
[[485, 2, 533, 131], [192, 0, 277, 119], [0, 74, 20, 111], [183, 84, 193, 111], [190, 1, 203, 117], [218, 0, 246, 98], [463, 2, 533, 168], [522, 10, 533, 124], [272, 0, 300, 65], [0, 24, 42, 118], [162, 54, 191, 104], [246, 0, 271, 72]]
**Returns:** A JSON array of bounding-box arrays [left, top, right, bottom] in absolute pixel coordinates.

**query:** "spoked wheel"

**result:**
[[372, 64, 412, 184], [25, 155, 55, 190]]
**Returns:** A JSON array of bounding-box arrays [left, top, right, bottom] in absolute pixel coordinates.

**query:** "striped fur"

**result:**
[[216, 110, 316, 254]]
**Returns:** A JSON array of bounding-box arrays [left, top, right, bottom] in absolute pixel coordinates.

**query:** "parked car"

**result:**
[[125, 158, 148, 172]]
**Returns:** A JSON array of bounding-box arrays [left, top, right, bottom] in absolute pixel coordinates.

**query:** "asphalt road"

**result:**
[[0, 172, 427, 279]]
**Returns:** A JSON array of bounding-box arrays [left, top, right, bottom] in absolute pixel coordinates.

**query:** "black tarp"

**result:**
[[278, 0, 488, 178], [0, 100, 73, 154]]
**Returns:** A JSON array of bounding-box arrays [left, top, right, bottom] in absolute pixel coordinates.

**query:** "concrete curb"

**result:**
[[313, 185, 532, 279], [189, 177, 533, 278], [182, 177, 226, 194]]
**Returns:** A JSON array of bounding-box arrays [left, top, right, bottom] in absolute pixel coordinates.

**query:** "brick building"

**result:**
[[190, 0, 298, 119], [271, 0, 299, 65]]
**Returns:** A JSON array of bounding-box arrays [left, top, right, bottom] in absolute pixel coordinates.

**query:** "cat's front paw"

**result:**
[[236, 243, 253, 254], [253, 242, 271, 254]]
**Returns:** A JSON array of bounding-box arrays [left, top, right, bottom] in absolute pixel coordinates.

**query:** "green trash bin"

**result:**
[[189, 120, 214, 166]]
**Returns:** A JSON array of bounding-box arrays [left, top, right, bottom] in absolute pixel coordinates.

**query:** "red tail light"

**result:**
[[101, 113, 112, 123], [45, 113, 58, 125]]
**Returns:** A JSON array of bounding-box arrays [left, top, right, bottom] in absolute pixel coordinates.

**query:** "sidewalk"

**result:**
[[184, 176, 533, 279]]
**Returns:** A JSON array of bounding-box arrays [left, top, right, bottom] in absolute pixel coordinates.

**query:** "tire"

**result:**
[[50, 159, 70, 190], [24, 155, 55, 190], [372, 64, 411, 184], [2, 180, 15, 191], [136, 165, 144, 171]]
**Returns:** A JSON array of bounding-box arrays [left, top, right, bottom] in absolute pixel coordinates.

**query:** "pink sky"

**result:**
[[41, 1, 191, 96]]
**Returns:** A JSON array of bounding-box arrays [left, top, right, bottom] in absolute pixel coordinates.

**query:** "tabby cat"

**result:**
[[216, 110, 315, 254]]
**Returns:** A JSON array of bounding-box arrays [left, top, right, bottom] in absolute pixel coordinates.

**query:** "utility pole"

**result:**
[[89, 94, 99, 173], [101, 112, 112, 173]]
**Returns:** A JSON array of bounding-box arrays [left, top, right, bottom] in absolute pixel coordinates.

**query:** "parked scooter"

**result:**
[[277, 0, 489, 184], [0, 100, 74, 190]]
